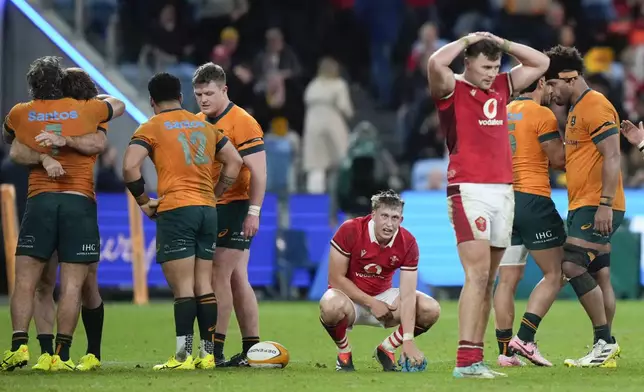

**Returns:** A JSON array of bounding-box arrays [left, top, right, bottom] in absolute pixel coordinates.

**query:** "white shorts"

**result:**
[[499, 245, 529, 266], [351, 288, 401, 328], [447, 183, 514, 248]]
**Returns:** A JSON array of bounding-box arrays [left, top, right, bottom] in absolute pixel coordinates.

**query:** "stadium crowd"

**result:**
[[5, 0, 644, 202]]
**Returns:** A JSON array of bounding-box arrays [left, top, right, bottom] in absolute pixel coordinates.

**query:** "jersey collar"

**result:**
[[207, 102, 234, 124], [368, 219, 398, 248]]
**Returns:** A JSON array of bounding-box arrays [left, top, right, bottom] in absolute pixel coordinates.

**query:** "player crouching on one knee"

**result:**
[[318, 190, 441, 372]]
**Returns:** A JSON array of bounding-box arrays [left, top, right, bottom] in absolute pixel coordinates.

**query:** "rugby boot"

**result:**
[[374, 344, 399, 371], [1, 345, 29, 371], [336, 352, 355, 372], [75, 353, 101, 371]]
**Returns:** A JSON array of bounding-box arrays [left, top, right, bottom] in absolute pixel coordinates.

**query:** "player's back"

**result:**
[[132, 109, 225, 213], [6, 98, 112, 198], [434, 73, 513, 185], [197, 104, 264, 204], [565, 90, 625, 211], [507, 98, 559, 198]]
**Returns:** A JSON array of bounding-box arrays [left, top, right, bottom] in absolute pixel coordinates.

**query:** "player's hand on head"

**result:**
[[41, 156, 65, 178], [35, 130, 66, 148], [594, 206, 613, 236], [620, 120, 644, 145], [241, 214, 259, 239]]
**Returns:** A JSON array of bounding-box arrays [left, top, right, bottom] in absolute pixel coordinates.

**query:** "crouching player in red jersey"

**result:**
[[318, 190, 441, 372]]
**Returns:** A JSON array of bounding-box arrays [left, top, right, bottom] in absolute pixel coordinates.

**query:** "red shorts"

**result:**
[[447, 183, 514, 248]]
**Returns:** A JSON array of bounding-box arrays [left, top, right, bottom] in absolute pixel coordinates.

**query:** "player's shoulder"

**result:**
[[533, 104, 557, 119], [195, 111, 207, 121], [231, 105, 261, 127], [8, 101, 31, 114], [586, 90, 616, 110], [338, 216, 368, 232], [396, 226, 418, 248]]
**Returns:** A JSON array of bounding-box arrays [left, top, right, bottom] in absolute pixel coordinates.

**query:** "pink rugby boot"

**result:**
[[508, 336, 553, 367]]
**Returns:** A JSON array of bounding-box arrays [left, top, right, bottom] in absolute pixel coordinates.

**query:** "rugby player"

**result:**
[[1, 56, 124, 371], [620, 120, 644, 150], [123, 72, 242, 370], [427, 32, 549, 378], [7, 67, 116, 371], [545, 45, 622, 367], [492, 77, 566, 368], [193, 63, 267, 367], [319, 190, 441, 372]]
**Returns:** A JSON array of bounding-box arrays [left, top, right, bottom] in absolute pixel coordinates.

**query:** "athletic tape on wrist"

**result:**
[[248, 205, 261, 216]]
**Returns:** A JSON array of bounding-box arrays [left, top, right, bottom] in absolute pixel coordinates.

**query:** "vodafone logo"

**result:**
[[363, 263, 382, 275], [479, 98, 504, 126]]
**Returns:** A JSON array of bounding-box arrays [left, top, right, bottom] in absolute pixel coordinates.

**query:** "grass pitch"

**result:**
[[1, 299, 643, 391]]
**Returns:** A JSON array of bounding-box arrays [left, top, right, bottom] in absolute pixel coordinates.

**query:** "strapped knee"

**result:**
[[588, 253, 610, 275], [568, 272, 597, 298], [563, 243, 598, 268]]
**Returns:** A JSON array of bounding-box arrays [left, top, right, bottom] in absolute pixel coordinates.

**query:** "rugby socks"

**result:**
[[456, 341, 483, 368], [55, 334, 73, 361], [495, 329, 513, 356], [517, 312, 542, 343], [593, 324, 612, 344], [11, 331, 28, 351], [82, 302, 104, 360], [174, 297, 197, 361], [213, 333, 226, 359], [196, 293, 218, 357], [37, 334, 54, 355], [381, 325, 430, 352], [242, 336, 260, 355], [320, 316, 351, 353]]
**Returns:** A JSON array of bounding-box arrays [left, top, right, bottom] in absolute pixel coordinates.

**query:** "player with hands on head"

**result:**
[[318, 190, 440, 373], [427, 31, 549, 378]]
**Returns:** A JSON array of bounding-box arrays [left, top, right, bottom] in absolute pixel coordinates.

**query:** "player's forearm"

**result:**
[[505, 40, 549, 70], [214, 168, 238, 198], [248, 163, 267, 208], [329, 276, 373, 308], [601, 155, 620, 200], [428, 39, 469, 68], [64, 132, 107, 155], [9, 139, 47, 166]]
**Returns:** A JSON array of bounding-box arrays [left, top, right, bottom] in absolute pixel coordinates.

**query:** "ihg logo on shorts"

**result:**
[[535, 230, 554, 244], [78, 243, 99, 256]]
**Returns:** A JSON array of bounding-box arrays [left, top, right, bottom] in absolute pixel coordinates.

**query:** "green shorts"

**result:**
[[566, 206, 625, 245], [216, 200, 251, 250], [155, 205, 218, 263], [511, 191, 566, 250], [16, 192, 99, 263]]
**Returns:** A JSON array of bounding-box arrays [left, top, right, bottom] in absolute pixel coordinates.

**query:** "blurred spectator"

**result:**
[[265, 117, 302, 195], [96, 146, 125, 193], [195, 0, 249, 63], [143, 3, 194, 67], [252, 28, 302, 94], [211, 27, 255, 109], [302, 57, 353, 194]]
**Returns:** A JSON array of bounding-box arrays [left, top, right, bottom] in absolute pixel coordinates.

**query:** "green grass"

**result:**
[[1, 299, 643, 391]]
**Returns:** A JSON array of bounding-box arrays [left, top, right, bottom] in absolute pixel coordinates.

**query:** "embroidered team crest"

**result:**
[[470, 89, 476, 96], [360, 249, 367, 258], [389, 255, 399, 266], [475, 217, 487, 232]]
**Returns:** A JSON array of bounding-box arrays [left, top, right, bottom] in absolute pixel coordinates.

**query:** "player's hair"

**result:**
[[26, 56, 65, 100], [62, 68, 98, 100], [544, 45, 584, 80], [464, 40, 503, 61], [192, 62, 226, 86], [148, 72, 182, 105], [371, 190, 405, 212]]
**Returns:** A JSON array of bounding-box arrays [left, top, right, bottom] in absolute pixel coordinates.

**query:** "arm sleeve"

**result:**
[[87, 99, 114, 123], [129, 124, 155, 154], [400, 238, 419, 271], [587, 101, 619, 145], [537, 108, 561, 143], [330, 220, 357, 258], [236, 118, 265, 157]]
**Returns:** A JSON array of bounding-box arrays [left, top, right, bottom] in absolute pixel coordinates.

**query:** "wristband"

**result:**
[[126, 177, 146, 199], [402, 333, 414, 342], [501, 39, 511, 52], [638, 140, 644, 152], [599, 196, 613, 207], [248, 205, 261, 216], [460, 37, 470, 48]]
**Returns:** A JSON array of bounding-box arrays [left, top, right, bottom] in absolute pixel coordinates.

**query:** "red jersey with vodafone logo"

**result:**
[[329, 216, 419, 296], [435, 72, 514, 185]]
